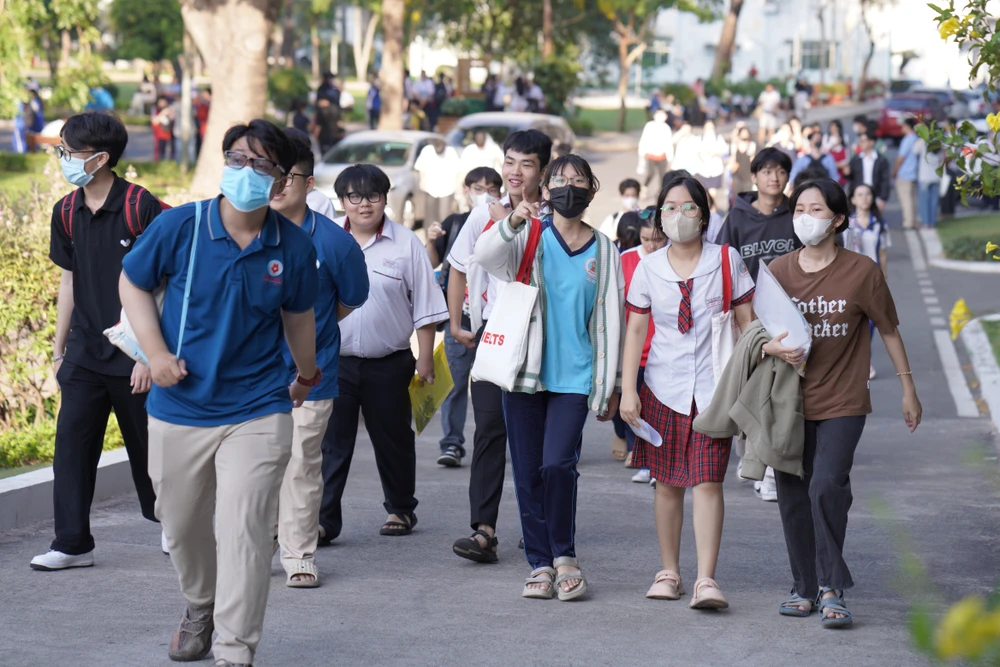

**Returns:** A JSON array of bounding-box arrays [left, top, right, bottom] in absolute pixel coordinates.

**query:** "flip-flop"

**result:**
[[285, 559, 320, 588], [379, 512, 417, 536]]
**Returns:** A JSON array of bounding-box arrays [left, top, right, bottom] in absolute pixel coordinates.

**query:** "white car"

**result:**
[[445, 112, 577, 155], [312, 130, 448, 228]]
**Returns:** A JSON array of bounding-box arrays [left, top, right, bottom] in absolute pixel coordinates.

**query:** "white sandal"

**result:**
[[521, 567, 556, 599], [554, 556, 588, 601], [689, 577, 728, 609], [285, 559, 320, 588]]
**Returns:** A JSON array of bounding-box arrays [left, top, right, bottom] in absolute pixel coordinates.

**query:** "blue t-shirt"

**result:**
[[282, 211, 369, 401], [540, 220, 597, 395], [898, 133, 919, 181], [122, 198, 319, 427]]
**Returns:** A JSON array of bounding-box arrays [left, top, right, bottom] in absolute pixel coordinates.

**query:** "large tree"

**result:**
[[379, 0, 405, 130], [710, 0, 743, 80], [109, 0, 184, 80], [855, 0, 896, 101], [182, 0, 284, 196]]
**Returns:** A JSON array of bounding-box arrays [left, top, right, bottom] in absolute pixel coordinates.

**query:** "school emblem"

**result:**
[[268, 260, 284, 277], [585, 257, 598, 284]]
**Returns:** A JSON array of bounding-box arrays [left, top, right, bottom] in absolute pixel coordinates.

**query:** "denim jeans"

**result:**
[[439, 325, 475, 453], [918, 182, 940, 227]]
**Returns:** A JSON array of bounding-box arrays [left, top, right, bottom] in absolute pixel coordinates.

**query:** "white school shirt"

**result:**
[[627, 243, 755, 416], [307, 190, 338, 220], [338, 216, 448, 358], [414, 145, 462, 198]]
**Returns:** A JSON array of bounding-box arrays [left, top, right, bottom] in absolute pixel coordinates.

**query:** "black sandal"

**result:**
[[453, 529, 499, 563], [379, 512, 417, 536]]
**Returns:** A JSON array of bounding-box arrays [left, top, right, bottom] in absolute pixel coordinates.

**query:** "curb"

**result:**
[[921, 228, 1000, 274], [0, 449, 136, 533], [961, 318, 1000, 422]]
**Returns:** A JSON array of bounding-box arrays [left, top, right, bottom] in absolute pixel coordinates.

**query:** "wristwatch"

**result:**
[[295, 367, 323, 387]]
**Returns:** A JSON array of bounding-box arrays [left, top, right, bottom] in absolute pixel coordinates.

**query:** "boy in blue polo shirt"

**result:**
[[271, 130, 369, 589], [119, 120, 320, 667]]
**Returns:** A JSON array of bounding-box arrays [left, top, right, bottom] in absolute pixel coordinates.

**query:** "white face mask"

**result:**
[[662, 211, 702, 244], [621, 196, 638, 211], [471, 192, 493, 208], [793, 214, 835, 246]]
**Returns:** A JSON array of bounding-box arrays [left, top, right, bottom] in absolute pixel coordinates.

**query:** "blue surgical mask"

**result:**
[[220, 165, 276, 212], [60, 153, 104, 187]]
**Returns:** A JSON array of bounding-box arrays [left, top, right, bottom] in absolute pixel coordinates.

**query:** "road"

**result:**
[[1, 108, 999, 666]]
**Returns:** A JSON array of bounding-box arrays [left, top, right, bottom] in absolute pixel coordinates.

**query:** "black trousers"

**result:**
[[319, 350, 417, 539], [52, 360, 157, 555], [774, 415, 867, 600], [466, 322, 508, 531]]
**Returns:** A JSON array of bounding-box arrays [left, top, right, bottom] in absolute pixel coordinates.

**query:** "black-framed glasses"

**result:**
[[54, 146, 96, 161], [283, 172, 310, 186], [224, 151, 284, 177], [343, 192, 384, 205]]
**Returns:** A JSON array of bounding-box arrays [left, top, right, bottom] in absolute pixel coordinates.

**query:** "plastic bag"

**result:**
[[409, 340, 455, 435]]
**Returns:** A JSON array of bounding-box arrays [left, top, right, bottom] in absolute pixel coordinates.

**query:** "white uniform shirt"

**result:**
[[338, 217, 448, 358], [447, 196, 508, 325], [627, 243, 755, 416], [414, 145, 462, 198], [307, 190, 338, 220], [460, 140, 504, 174]]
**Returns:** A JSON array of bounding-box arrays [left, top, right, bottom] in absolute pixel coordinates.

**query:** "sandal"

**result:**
[[646, 570, 685, 600], [818, 589, 853, 629], [689, 577, 729, 610], [522, 567, 556, 599], [779, 590, 814, 617], [379, 512, 417, 536], [553, 556, 588, 601], [611, 435, 627, 461], [453, 529, 499, 563], [285, 559, 320, 588]]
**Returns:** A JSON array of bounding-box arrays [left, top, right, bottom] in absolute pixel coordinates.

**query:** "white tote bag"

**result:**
[[470, 218, 542, 391], [104, 200, 202, 365], [710, 244, 740, 384]]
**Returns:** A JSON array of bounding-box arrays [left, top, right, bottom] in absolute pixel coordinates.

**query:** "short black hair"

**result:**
[[793, 165, 831, 189], [750, 147, 792, 174], [656, 175, 711, 235], [807, 130, 823, 143], [503, 129, 553, 171], [464, 166, 502, 189], [334, 163, 391, 199], [284, 128, 315, 176], [619, 178, 641, 194], [543, 154, 600, 194], [617, 220, 641, 251], [223, 119, 297, 174], [904, 117, 917, 129], [790, 178, 850, 233], [60, 111, 128, 168], [852, 114, 868, 125]]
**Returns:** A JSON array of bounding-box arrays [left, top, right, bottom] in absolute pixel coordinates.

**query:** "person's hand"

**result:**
[[762, 332, 807, 365], [416, 354, 435, 385], [450, 324, 477, 350], [488, 199, 511, 223], [149, 352, 188, 388], [289, 380, 310, 408], [508, 200, 541, 228], [54, 356, 64, 387], [426, 221, 445, 242], [619, 391, 642, 428], [130, 362, 152, 395], [876, 198, 886, 212], [597, 392, 620, 422], [902, 390, 922, 433]]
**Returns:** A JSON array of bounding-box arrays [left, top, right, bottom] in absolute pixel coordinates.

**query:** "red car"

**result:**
[[876, 94, 947, 140]]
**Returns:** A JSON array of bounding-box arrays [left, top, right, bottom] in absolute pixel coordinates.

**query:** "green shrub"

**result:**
[[532, 57, 581, 115], [0, 414, 123, 469], [268, 68, 311, 112], [568, 117, 595, 137], [0, 152, 29, 172], [943, 236, 992, 261], [661, 83, 696, 106], [439, 96, 486, 117]]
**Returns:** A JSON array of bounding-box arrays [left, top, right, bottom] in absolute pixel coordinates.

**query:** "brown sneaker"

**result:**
[[168, 603, 214, 662]]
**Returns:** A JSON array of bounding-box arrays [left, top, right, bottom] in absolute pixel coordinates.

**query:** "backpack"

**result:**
[[58, 183, 170, 240], [804, 154, 826, 172]]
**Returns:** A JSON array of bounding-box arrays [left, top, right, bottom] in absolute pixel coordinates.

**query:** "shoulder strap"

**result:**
[[515, 218, 543, 285], [124, 184, 140, 237], [60, 189, 80, 238], [176, 200, 202, 358], [721, 243, 733, 313]]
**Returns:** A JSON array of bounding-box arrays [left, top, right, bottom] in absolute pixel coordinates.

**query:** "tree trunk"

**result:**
[[352, 8, 379, 80], [311, 23, 321, 82], [542, 0, 554, 58], [44, 36, 59, 83], [60, 30, 71, 69], [710, 0, 744, 80], [617, 38, 631, 133], [181, 0, 282, 197], [379, 0, 405, 130], [281, 1, 295, 65], [818, 5, 827, 86]]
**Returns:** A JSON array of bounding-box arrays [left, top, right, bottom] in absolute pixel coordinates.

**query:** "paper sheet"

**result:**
[[629, 419, 663, 447]]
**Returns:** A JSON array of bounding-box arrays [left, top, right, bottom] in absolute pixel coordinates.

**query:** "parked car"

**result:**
[[889, 79, 923, 95], [910, 87, 971, 120], [876, 94, 947, 140], [958, 89, 990, 118], [445, 112, 577, 155], [312, 130, 447, 228]]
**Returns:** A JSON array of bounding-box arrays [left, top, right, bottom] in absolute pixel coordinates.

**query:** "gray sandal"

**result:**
[[779, 590, 814, 617], [554, 556, 588, 601], [818, 589, 853, 629], [522, 567, 556, 599]]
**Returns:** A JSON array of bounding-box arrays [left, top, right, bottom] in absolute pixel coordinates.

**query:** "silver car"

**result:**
[[312, 130, 448, 228], [445, 112, 576, 154]]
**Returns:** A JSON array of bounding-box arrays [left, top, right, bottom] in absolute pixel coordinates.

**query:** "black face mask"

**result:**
[[548, 185, 591, 219]]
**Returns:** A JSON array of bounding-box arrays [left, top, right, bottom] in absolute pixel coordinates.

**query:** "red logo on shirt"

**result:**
[[481, 332, 505, 346], [264, 259, 283, 286]]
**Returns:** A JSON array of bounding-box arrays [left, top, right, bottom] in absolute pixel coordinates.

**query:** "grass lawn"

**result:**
[[0, 153, 52, 197], [936, 213, 1000, 245], [982, 320, 1000, 367], [0, 152, 190, 198], [575, 107, 648, 133]]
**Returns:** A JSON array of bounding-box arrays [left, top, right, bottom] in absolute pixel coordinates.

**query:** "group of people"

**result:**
[[34, 102, 923, 666], [481, 74, 546, 114]]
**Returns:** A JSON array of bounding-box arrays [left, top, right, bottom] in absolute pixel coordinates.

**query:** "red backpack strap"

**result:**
[[60, 189, 80, 238], [721, 243, 733, 313], [124, 184, 168, 237], [515, 217, 543, 285]]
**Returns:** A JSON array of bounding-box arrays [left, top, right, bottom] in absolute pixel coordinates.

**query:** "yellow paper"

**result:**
[[408, 340, 455, 435]]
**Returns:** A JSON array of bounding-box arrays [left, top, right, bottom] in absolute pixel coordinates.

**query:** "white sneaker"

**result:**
[[754, 471, 778, 502], [632, 468, 651, 484], [30, 549, 94, 571], [161, 529, 169, 555]]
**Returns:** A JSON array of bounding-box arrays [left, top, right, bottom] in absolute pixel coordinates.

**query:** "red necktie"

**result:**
[[678, 279, 694, 334]]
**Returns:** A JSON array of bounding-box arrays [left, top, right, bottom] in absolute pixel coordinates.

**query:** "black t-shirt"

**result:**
[[314, 106, 342, 143], [49, 175, 165, 376], [434, 212, 471, 290], [717, 192, 801, 280]]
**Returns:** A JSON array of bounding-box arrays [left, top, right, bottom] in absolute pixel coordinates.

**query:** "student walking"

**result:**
[[31, 112, 163, 572], [846, 183, 890, 381], [637, 111, 674, 193], [728, 125, 757, 201], [766, 178, 922, 628], [474, 154, 625, 601], [913, 137, 943, 229], [445, 130, 553, 564], [598, 178, 641, 244], [120, 120, 321, 666], [414, 140, 462, 227], [270, 134, 369, 588], [847, 130, 891, 213], [620, 175, 755, 610], [318, 165, 448, 541], [893, 118, 920, 229]]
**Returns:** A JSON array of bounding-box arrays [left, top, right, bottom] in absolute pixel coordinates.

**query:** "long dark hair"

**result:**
[[789, 178, 850, 233], [655, 175, 710, 235], [848, 182, 883, 224]]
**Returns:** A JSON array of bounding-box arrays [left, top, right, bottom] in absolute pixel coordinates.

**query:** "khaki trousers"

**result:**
[[277, 398, 334, 573], [897, 179, 918, 229], [148, 413, 292, 665]]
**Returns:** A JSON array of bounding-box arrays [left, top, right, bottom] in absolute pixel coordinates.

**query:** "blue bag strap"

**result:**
[[176, 200, 202, 358]]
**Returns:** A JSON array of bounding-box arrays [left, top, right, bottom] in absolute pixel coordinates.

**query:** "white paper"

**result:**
[[629, 419, 663, 447], [753, 261, 813, 354]]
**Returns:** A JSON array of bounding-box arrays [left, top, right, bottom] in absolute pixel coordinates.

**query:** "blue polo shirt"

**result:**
[[898, 132, 919, 181], [281, 210, 369, 401], [122, 197, 319, 427]]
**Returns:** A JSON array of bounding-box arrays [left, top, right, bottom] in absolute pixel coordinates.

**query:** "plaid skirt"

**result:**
[[629, 384, 732, 487]]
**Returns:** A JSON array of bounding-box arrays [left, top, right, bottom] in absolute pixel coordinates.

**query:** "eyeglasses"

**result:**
[[661, 203, 701, 218], [343, 192, 384, 205], [54, 146, 96, 161], [550, 175, 590, 188], [283, 172, 310, 186], [224, 151, 284, 176]]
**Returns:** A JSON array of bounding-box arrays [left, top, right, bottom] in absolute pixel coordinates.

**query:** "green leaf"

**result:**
[[908, 606, 936, 655]]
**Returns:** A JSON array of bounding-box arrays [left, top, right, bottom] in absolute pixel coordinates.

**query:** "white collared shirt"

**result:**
[[307, 189, 337, 220], [627, 243, 755, 415], [447, 195, 508, 324], [861, 150, 877, 187], [338, 216, 448, 357]]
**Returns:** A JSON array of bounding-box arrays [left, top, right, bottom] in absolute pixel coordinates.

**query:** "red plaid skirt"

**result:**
[[629, 384, 732, 487]]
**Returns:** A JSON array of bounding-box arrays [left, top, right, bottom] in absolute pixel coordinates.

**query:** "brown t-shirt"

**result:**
[[769, 247, 899, 420]]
